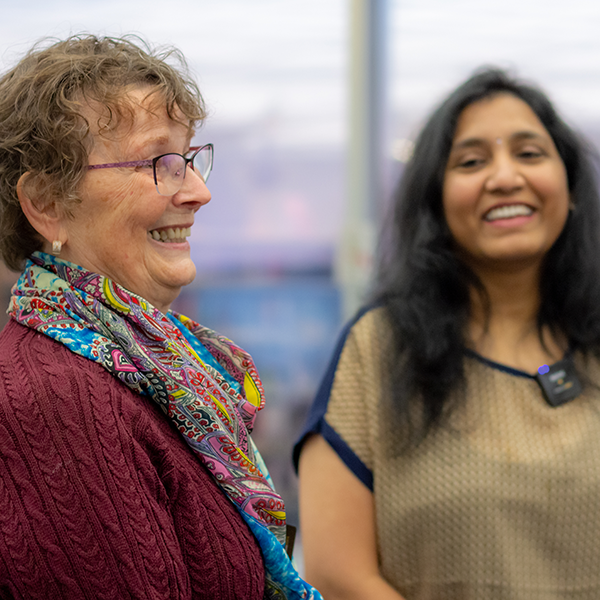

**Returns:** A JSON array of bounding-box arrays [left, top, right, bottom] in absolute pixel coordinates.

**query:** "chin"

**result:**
[[168, 263, 197, 289], [482, 252, 545, 271]]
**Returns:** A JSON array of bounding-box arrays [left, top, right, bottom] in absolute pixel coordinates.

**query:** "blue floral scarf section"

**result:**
[[9, 252, 322, 600]]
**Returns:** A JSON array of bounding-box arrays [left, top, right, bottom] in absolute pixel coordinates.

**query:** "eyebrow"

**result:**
[[131, 132, 193, 158], [135, 134, 170, 152], [451, 130, 548, 151]]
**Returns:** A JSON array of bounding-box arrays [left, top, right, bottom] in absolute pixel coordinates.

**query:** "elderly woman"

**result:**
[[297, 68, 600, 599], [0, 35, 320, 600]]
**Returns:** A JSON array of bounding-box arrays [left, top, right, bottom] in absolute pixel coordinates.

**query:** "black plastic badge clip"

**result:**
[[536, 358, 582, 407]]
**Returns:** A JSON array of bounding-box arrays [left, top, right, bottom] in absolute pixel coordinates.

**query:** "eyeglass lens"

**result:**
[[154, 146, 213, 196]]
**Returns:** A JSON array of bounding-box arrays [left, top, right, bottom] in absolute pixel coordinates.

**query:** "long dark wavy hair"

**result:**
[[373, 67, 600, 445]]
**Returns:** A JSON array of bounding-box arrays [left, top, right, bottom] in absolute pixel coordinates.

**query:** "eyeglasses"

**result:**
[[87, 143, 213, 196]]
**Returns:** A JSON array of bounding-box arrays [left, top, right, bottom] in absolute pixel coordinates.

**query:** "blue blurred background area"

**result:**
[[2, 0, 600, 544]]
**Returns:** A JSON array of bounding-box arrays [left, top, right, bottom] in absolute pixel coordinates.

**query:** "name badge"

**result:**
[[536, 358, 582, 407]]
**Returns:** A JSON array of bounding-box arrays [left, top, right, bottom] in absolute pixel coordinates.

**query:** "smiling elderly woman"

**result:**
[[0, 35, 320, 600]]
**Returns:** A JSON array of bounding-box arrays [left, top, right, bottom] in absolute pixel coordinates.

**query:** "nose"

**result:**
[[173, 166, 211, 209], [485, 152, 525, 194]]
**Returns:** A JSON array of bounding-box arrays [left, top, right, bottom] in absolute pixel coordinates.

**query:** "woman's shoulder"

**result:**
[[0, 319, 220, 473], [0, 319, 164, 442], [328, 304, 395, 387], [348, 303, 389, 332], [0, 319, 124, 400], [313, 304, 390, 404], [0, 317, 42, 354], [0, 317, 89, 365], [331, 304, 392, 361], [292, 304, 391, 484], [0, 319, 220, 527], [350, 304, 392, 348]]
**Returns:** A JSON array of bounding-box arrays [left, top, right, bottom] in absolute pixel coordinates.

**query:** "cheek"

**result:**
[[532, 170, 571, 228], [442, 179, 476, 230], [550, 178, 570, 208], [532, 161, 569, 199], [442, 180, 484, 254], [125, 175, 168, 220], [444, 175, 479, 204], [111, 190, 161, 231]]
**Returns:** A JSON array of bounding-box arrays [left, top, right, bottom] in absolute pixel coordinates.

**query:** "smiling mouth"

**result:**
[[484, 204, 534, 222], [149, 227, 192, 243]]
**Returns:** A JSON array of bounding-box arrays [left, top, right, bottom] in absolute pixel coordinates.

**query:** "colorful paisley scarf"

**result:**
[[9, 252, 322, 600]]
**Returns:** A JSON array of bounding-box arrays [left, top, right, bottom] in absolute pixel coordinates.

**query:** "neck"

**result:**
[[467, 259, 564, 372], [469, 261, 541, 335]]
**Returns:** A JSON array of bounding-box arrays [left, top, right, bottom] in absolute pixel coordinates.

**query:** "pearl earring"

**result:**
[[51, 240, 62, 255]]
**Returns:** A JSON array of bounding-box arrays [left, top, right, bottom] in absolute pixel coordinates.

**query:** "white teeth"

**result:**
[[148, 227, 192, 243], [485, 204, 533, 221]]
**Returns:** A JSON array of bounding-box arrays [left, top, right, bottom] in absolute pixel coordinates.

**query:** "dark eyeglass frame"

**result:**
[[87, 143, 214, 196]]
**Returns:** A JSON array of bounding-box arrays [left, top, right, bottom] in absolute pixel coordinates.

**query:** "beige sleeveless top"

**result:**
[[320, 308, 600, 599]]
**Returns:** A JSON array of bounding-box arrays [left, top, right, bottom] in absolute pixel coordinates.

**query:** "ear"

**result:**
[[17, 173, 68, 250]]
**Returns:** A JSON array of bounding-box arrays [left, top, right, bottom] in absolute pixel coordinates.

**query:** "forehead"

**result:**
[[80, 86, 191, 144], [453, 93, 549, 141]]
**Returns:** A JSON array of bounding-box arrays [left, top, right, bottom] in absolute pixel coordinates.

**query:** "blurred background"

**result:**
[[1, 0, 600, 569]]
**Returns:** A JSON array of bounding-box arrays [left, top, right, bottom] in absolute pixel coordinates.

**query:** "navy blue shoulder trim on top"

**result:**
[[292, 304, 376, 492]]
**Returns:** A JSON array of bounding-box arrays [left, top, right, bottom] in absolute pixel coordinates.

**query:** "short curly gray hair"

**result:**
[[0, 34, 207, 271]]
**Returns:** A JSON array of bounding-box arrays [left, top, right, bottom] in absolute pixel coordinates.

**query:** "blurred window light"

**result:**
[[391, 138, 415, 163]]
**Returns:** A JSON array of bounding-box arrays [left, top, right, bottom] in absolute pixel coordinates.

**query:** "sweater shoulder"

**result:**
[[0, 318, 112, 381], [0, 318, 143, 432], [0, 318, 110, 390]]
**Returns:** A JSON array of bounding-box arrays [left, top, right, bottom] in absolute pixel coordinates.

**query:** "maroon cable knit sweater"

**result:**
[[0, 319, 265, 599]]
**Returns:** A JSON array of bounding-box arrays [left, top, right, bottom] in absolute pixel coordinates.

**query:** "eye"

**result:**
[[453, 155, 486, 170], [517, 148, 545, 160], [459, 158, 483, 168]]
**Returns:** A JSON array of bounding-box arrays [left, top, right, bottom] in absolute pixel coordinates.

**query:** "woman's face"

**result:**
[[58, 88, 211, 312], [442, 93, 570, 273]]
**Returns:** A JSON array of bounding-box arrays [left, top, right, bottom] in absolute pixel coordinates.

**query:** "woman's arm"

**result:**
[[299, 434, 406, 600]]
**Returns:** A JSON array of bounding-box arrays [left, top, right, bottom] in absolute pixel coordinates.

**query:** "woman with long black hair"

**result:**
[[295, 68, 600, 599]]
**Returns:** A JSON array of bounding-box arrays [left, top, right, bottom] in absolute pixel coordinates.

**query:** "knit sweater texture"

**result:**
[[0, 318, 265, 599]]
